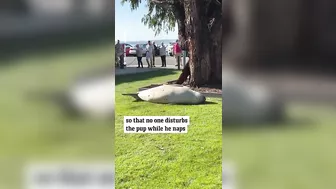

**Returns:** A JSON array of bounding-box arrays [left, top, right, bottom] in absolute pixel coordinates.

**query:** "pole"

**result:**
[[177, 54, 180, 70], [120, 43, 125, 69], [123, 32, 127, 67]]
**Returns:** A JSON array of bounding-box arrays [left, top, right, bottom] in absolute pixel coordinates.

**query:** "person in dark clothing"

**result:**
[[152, 42, 157, 67], [159, 42, 167, 67], [115, 40, 124, 69], [136, 44, 143, 68]]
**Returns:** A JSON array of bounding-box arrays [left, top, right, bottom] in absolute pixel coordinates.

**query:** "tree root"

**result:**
[[176, 61, 190, 84]]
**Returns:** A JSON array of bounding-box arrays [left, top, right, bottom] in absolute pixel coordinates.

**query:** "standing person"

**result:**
[[146, 41, 153, 68], [173, 39, 182, 69], [115, 40, 125, 69], [159, 42, 167, 67], [152, 42, 157, 67], [136, 44, 143, 68]]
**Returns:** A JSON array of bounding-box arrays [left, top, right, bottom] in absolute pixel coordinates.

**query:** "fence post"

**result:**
[[123, 44, 126, 67], [177, 55, 180, 70]]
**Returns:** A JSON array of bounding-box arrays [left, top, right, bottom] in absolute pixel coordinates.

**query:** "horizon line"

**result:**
[[115, 38, 177, 42]]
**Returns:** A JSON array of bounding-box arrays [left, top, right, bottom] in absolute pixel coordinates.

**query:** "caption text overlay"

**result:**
[[24, 162, 114, 189], [124, 116, 190, 133]]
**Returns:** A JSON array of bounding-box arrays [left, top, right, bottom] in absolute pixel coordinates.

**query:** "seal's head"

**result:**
[[191, 91, 206, 104], [201, 95, 206, 103]]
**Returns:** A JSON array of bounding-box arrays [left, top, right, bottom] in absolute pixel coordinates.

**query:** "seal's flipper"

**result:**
[[122, 93, 143, 101]]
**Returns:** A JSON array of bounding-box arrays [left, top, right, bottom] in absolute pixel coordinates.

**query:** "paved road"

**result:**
[[115, 55, 189, 75], [125, 55, 188, 68]]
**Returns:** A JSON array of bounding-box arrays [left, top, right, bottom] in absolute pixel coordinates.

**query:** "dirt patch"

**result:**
[[169, 79, 222, 94], [139, 80, 222, 98], [182, 83, 222, 94]]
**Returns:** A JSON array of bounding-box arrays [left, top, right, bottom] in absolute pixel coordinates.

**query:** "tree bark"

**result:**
[[184, 1, 208, 87], [176, 61, 190, 84], [162, 0, 222, 87], [182, 0, 222, 87], [172, 1, 188, 50], [208, 2, 223, 83]]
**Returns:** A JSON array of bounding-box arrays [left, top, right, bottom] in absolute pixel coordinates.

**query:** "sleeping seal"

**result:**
[[222, 68, 284, 124], [29, 75, 115, 119], [123, 85, 206, 104], [66, 75, 114, 119]]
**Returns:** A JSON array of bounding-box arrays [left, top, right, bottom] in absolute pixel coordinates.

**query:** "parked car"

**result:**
[[140, 43, 160, 56], [130, 44, 146, 57], [140, 44, 147, 56], [121, 43, 132, 56], [128, 45, 137, 56], [166, 42, 190, 57], [137, 44, 151, 57]]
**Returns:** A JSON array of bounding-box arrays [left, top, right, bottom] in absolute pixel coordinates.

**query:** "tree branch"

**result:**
[[213, 0, 221, 6], [149, 0, 174, 5]]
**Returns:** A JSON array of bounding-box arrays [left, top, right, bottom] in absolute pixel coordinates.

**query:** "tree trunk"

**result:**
[[176, 0, 221, 87], [176, 61, 190, 84], [184, 1, 209, 87], [173, 1, 188, 50], [209, 2, 223, 84], [169, 0, 222, 87]]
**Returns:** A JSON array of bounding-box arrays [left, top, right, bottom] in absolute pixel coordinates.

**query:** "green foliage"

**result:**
[[121, 0, 177, 36]]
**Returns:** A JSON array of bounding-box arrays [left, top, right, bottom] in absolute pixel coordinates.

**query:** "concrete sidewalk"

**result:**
[[115, 67, 163, 76]]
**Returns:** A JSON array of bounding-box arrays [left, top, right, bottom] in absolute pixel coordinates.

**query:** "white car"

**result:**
[[129, 44, 147, 56], [129, 46, 137, 56]]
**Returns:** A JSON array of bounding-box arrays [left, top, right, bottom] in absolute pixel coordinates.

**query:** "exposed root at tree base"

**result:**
[[176, 61, 190, 84], [182, 80, 222, 94], [174, 60, 221, 94]]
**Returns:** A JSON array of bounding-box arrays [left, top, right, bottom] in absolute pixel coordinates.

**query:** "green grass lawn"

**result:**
[[115, 70, 336, 189], [1, 40, 335, 189], [223, 104, 336, 189], [115, 70, 222, 189], [0, 42, 114, 188]]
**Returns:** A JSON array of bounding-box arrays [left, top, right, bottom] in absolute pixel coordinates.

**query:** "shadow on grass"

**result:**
[[204, 101, 218, 105], [167, 101, 219, 105], [127, 100, 218, 105], [115, 69, 179, 86]]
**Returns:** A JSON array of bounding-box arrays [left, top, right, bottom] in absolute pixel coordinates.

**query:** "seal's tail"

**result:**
[[122, 93, 143, 101]]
